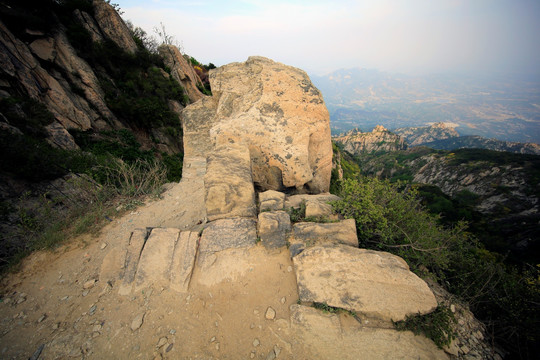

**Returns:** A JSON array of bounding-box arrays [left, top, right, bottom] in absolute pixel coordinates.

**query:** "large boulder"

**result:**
[[293, 245, 437, 321], [290, 305, 448, 360], [183, 56, 332, 193]]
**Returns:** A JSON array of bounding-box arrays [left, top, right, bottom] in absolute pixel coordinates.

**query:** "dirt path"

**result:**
[[0, 156, 312, 359]]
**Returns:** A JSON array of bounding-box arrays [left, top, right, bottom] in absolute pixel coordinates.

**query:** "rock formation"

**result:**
[[182, 56, 332, 193], [334, 125, 407, 154], [395, 122, 459, 146], [159, 45, 205, 103]]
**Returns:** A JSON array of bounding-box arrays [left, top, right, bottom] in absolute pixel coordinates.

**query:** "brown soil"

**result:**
[[0, 166, 312, 359]]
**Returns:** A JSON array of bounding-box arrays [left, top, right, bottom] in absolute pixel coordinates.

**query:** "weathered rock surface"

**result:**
[[293, 245, 437, 321], [92, 0, 138, 54], [285, 193, 340, 210], [394, 122, 459, 146], [205, 144, 256, 221], [159, 45, 204, 103], [305, 200, 334, 218], [170, 231, 199, 293], [333, 125, 407, 154], [118, 228, 149, 295], [199, 218, 257, 254], [259, 190, 286, 212], [183, 56, 332, 193], [291, 219, 358, 248], [257, 211, 291, 249], [134, 228, 180, 291], [290, 305, 448, 360]]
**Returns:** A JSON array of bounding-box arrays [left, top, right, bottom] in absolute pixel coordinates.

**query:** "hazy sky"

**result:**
[[119, 0, 540, 76]]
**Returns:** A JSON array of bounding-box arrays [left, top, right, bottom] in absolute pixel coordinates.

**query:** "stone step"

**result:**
[[288, 219, 358, 256], [293, 245, 437, 322], [118, 227, 199, 295]]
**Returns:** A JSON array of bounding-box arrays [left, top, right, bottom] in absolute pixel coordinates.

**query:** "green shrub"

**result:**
[[394, 306, 456, 348]]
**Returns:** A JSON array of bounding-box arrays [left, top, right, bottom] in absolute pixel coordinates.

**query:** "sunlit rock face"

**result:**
[[183, 56, 332, 193]]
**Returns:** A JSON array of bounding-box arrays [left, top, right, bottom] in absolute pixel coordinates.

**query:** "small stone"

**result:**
[[88, 305, 97, 315], [210, 336, 216, 343], [100, 243, 108, 250], [253, 339, 260, 347], [287, 266, 292, 272], [265, 307, 276, 320], [250, 352, 256, 359], [16, 297, 26, 304], [92, 324, 102, 332], [169, 329, 176, 335], [156, 337, 167, 348], [280, 297, 286, 304], [253, 309, 259, 315], [266, 349, 277, 360], [52, 323, 59, 330], [61, 296, 69, 301], [131, 312, 145, 331], [461, 345, 470, 354], [250, 323, 255, 329], [165, 343, 173, 353], [83, 279, 96, 289], [450, 304, 456, 313], [92, 332, 100, 338], [38, 314, 47, 323], [215, 343, 220, 350], [475, 330, 484, 340], [82, 290, 89, 297], [274, 345, 281, 357]]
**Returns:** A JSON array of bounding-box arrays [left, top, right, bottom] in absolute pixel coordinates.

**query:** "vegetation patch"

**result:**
[[394, 305, 456, 348]]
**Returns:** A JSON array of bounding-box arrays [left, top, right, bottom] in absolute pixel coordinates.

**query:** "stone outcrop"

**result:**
[[259, 190, 286, 211], [257, 211, 291, 249], [290, 305, 448, 360], [92, 0, 138, 54], [183, 56, 332, 193], [394, 122, 460, 146], [159, 45, 204, 103], [204, 144, 256, 221], [334, 125, 407, 154], [293, 245, 437, 321]]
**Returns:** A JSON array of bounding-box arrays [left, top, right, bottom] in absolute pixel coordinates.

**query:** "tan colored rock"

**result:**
[[169, 231, 199, 293], [334, 126, 407, 155], [159, 45, 204, 103], [199, 218, 257, 254], [118, 228, 149, 295], [293, 245, 437, 321], [134, 228, 180, 291], [290, 305, 448, 360], [291, 219, 358, 248], [205, 144, 256, 221], [305, 200, 333, 218], [93, 0, 138, 54], [285, 193, 340, 210], [29, 38, 56, 61], [257, 211, 291, 249], [259, 190, 286, 212], [183, 56, 332, 193], [45, 121, 79, 150]]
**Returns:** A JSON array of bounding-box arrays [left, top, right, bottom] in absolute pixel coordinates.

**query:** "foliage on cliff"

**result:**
[[330, 144, 540, 359]]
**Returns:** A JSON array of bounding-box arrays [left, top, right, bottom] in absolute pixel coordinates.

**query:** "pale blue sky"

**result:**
[[119, 0, 540, 76]]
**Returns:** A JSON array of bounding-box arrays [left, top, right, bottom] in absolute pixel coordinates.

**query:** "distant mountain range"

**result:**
[[335, 122, 540, 155], [311, 68, 540, 144]]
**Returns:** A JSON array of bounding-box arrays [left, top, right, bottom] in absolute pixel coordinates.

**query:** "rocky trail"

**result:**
[[0, 57, 495, 360]]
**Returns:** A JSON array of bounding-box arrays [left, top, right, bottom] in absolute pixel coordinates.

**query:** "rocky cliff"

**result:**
[[333, 125, 407, 154], [0, 0, 203, 151], [395, 123, 540, 155], [395, 122, 459, 146]]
